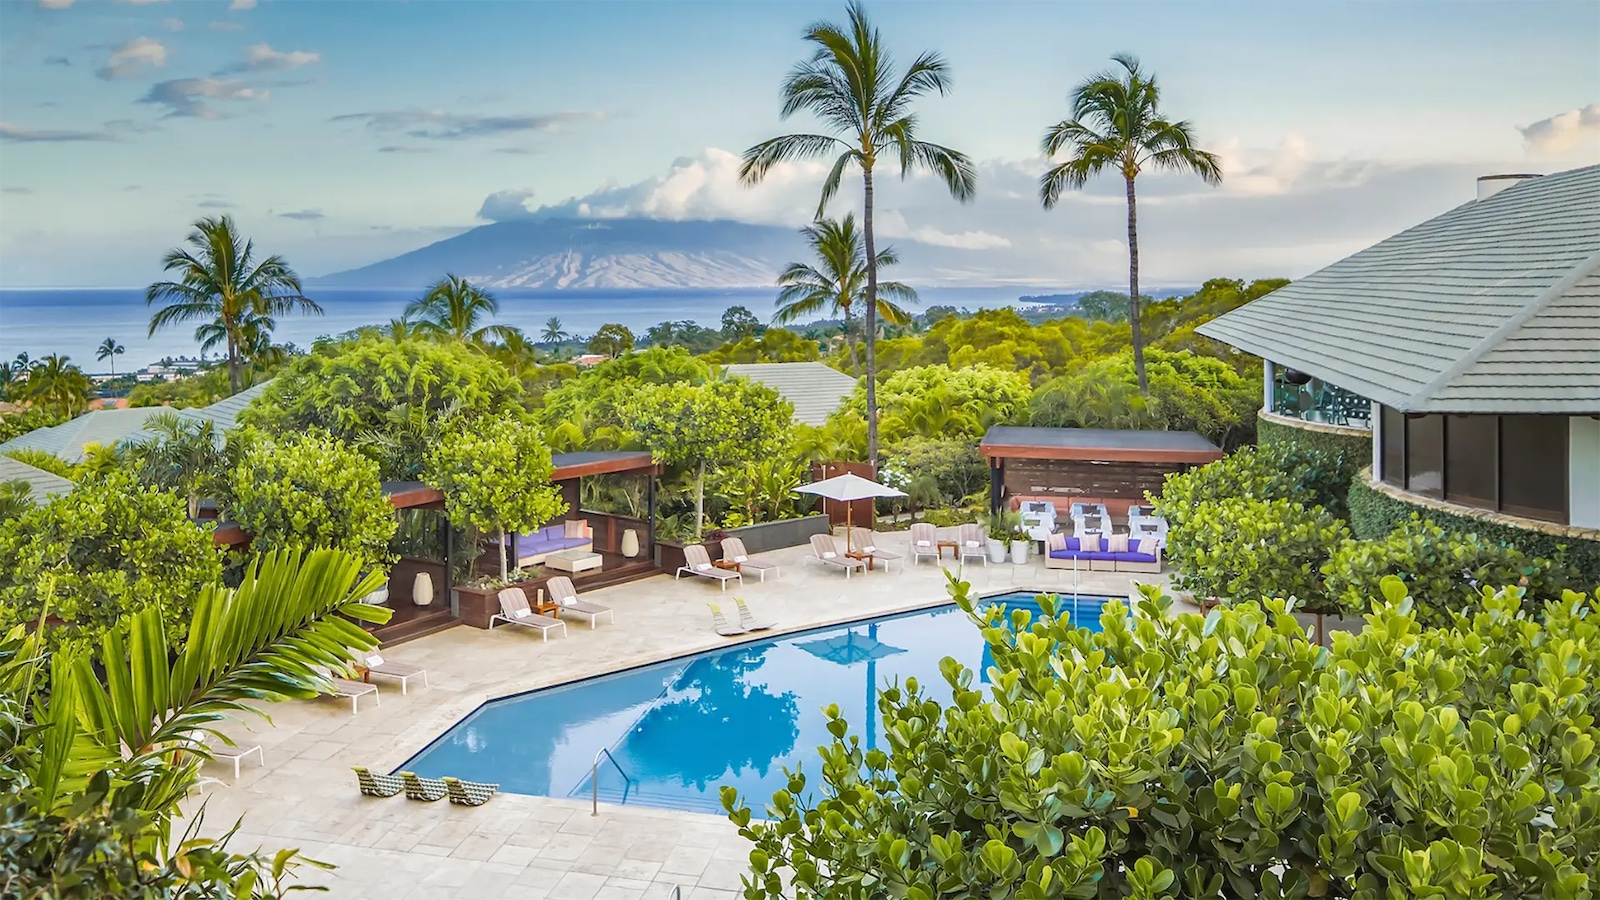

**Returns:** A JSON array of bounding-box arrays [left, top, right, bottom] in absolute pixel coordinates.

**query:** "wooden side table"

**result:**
[[846, 551, 874, 571], [936, 540, 958, 559], [713, 559, 740, 574]]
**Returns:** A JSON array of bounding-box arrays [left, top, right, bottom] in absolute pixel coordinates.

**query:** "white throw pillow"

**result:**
[[513, 608, 530, 619], [823, 551, 837, 559], [1138, 536, 1161, 556], [863, 545, 876, 553], [916, 539, 931, 547], [366, 654, 384, 667], [733, 555, 748, 563], [965, 540, 980, 548], [696, 563, 712, 571]]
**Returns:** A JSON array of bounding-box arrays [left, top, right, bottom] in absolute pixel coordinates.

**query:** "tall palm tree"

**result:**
[[405, 274, 507, 343], [147, 216, 320, 395], [774, 214, 915, 376], [95, 338, 125, 376], [541, 317, 568, 346], [21, 355, 91, 417], [741, 0, 975, 463], [1038, 53, 1221, 394], [492, 327, 539, 381]]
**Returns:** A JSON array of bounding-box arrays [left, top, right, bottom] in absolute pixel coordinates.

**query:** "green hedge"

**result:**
[[1349, 475, 1600, 582], [1256, 412, 1369, 474]]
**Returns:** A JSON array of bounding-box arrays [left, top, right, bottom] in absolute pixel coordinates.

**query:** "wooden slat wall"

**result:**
[[1002, 457, 1195, 503], [811, 461, 877, 527]]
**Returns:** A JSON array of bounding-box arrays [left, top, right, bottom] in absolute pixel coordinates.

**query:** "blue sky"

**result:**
[[1, 0, 1597, 287]]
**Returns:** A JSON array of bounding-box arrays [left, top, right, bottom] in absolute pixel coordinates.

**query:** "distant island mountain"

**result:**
[[317, 218, 811, 290]]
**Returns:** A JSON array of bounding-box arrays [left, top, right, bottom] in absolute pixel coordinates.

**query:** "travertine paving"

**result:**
[[184, 530, 1167, 899]]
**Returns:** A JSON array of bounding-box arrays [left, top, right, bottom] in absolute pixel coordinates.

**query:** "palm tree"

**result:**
[[741, 0, 975, 463], [1038, 54, 1221, 393], [146, 217, 319, 395], [774, 214, 915, 376], [404, 274, 507, 343], [95, 338, 125, 376], [492, 327, 539, 381], [21, 354, 91, 417], [131, 411, 227, 517], [541, 317, 568, 346]]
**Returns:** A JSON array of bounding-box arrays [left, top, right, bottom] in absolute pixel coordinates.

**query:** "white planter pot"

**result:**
[[620, 528, 640, 559], [986, 539, 1007, 564], [1009, 540, 1029, 565], [412, 573, 434, 607]]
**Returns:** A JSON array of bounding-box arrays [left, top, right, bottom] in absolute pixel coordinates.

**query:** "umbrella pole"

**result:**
[[846, 503, 853, 554]]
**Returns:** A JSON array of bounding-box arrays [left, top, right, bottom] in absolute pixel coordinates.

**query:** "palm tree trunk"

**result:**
[[226, 332, 242, 395], [862, 167, 880, 464], [1126, 174, 1148, 394], [843, 308, 860, 376]]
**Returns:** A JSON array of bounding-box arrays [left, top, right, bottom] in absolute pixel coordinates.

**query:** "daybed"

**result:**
[[506, 521, 593, 567]]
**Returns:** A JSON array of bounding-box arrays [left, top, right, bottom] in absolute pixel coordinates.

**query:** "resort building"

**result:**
[[722, 361, 858, 426], [0, 379, 271, 463], [1200, 166, 1600, 551]]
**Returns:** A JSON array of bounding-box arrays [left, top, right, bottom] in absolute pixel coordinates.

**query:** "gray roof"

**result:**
[[722, 362, 857, 426], [0, 378, 273, 463], [0, 455, 73, 502], [1197, 164, 1600, 413]]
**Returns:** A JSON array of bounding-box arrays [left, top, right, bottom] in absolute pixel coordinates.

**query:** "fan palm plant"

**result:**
[[404, 274, 508, 343], [1038, 54, 1222, 393], [21, 354, 91, 417], [95, 338, 125, 376], [147, 216, 321, 395], [774, 214, 915, 377], [130, 412, 227, 517], [741, 0, 975, 463]]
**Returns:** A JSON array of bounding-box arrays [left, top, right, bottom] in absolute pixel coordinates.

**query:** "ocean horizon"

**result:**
[[0, 285, 1038, 372]]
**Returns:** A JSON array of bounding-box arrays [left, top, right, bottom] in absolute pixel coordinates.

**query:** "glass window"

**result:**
[[1405, 414, 1444, 497], [1381, 406, 1405, 487], [1445, 415, 1498, 509], [1500, 415, 1569, 523]]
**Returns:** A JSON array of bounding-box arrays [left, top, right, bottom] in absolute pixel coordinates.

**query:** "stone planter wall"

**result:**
[[452, 571, 554, 629], [654, 514, 832, 569]]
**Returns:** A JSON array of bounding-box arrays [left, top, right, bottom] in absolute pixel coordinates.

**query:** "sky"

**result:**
[[0, 0, 1597, 289]]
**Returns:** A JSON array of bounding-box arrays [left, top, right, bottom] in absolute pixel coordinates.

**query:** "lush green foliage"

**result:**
[[703, 329, 822, 365], [1166, 496, 1350, 609], [717, 456, 810, 528], [229, 432, 396, 569], [624, 378, 792, 537], [644, 319, 723, 354], [588, 323, 636, 358], [0, 473, 221, 648], [870, 308, 1124, 383], [126, 412, 230, 517], [0, 548, 388, 897], [1324, 516, 1578, 629], [241, 337, 523, 479], [881, 436, 987, 510], [774, 214, 916, 376], [1348, 475, 1600, 583], [837, 364, 1030, 445], [0, 408, 67, 443], [403, 274, 504, 342], [3, 447, 74, 480], [1032, 349, 1258, 449], [15, 355, 92, 417], [536, 347, 709, 452], [126, 368, 233, 409], [426, 418, 567, 580], [1152, 442, 1356, 528], [726, 576, 1600, 898]]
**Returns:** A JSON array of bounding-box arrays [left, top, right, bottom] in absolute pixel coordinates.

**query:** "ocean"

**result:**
[[0, 286, 1030, 372]]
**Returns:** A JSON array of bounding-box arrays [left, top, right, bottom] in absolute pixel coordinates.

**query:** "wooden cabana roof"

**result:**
[[979, 426, 1223, 464]]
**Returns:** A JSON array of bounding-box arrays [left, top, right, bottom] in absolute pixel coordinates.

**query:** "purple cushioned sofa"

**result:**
[[506, 523, 593, 567], [1043, 533, 1162, 573]]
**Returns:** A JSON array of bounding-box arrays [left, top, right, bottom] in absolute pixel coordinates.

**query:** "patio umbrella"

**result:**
[[794, 472, 905, 552], [799, 624, 905, 751]]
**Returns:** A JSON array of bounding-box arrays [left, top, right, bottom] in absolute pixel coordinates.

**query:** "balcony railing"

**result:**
[[1271, 380, 1371, 428]]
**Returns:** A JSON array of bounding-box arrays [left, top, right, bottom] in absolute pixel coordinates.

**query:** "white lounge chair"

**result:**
[[957, 523, 987, 567], [183, 731, 264, 780], [312, 665, 378, 714], [545, 576, 615, 628], [490, 587, 567, 641], [805, 534, 865, 578], [676, 544, 742, 591], [355, 650, 429, 695], [849, 528, 903, 572], [909, 523, 940, 566], [719, 536, 780, 582], [707, 602, 748, 637], [734, 597, 775, 631]]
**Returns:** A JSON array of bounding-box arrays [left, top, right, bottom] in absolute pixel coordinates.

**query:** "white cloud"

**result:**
[[1211, 134, 1314, 196], [230, 0, 257, 8], [220, 43, 320, 73], [876, 210, 1010, 249], [96, 37, 168, 81], [138, 78, 264, 118], [161, 17, 184, 31], [1520, 103, 1600, 156]]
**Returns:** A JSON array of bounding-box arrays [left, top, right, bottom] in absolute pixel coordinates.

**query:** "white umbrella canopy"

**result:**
[[795, 473, 906, 552]]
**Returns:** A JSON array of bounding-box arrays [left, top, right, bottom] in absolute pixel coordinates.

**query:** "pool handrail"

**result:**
[[591, 747, 633, 816]]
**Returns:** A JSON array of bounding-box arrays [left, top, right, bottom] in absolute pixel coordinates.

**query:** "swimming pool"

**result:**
[[400, 590, 1111, 814]]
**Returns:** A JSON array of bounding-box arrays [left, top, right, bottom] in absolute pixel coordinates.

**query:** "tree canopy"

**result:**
[[228, 431, 396, 570], [426, 418, 567, 581]]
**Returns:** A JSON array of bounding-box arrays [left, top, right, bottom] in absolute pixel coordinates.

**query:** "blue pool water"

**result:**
[[400, 591, 1110, 814]]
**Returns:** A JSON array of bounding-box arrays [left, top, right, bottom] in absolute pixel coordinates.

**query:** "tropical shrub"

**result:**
[[718, 456, 809, 528], [426, 418, 568, 582], [725, 576, 1600, 898], [1323, 515, 1579, 628], [703, 328, 822, 364], [0, 548, 389, 897], [2, 447, 73, 479], [536, 347, 709, 452], [880, 436, 987, 510], [1165, 496, 1350, 609], [835, 364, 1030, 445], [240, 337, 523, 479], [1152, 442, 1354, 528], [623, 379, 792, 538], [229, 432, 396, 569], [1031, 348, 1259, 449], [0, 472, 221, 648], [0, 407, 67, 443], [587, 323, 636, 358]]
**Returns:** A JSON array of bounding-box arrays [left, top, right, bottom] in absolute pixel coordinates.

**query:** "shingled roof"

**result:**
[[722, 362, 857, 426], [0, 378, 273, 463], [0, 455, 73, 502], [1197, 164, 1600, 414]]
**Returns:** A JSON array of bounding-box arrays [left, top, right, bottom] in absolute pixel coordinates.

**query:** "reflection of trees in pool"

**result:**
[[625, 645, 799, 789]]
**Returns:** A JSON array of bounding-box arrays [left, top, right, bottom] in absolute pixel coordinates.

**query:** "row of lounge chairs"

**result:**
[[676, 537, 780, 589], [354, 767, 499, 807], [489, 576, 616, 640], [313, 652, 430, 715], [804, 529, 904, 577], [708, 597, 774, 636]]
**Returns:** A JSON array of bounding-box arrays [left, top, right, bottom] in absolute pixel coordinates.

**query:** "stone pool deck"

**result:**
[[182, 531, 1169, 900]]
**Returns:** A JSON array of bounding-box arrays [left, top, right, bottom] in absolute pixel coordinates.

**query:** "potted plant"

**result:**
[[983, 510, 1014, 564], [1009, 518, 1031, 565]]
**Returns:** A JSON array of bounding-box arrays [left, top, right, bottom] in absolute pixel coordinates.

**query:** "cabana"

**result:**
[[979, 426, 1223, 518]]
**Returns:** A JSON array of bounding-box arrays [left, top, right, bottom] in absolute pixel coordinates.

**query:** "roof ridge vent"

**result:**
[[1476, 173, 1542, 201]]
